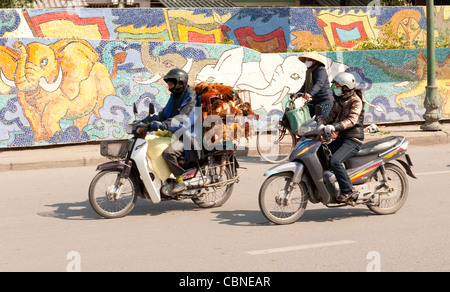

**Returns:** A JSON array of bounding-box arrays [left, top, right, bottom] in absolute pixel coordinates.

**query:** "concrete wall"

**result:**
[[0, 7, 449, 147]]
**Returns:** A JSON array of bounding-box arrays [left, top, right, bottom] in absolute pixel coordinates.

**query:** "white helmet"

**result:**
[[333, 72, 356, 90]]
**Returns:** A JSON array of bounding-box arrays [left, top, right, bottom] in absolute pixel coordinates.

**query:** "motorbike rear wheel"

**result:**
[[368, 163, 408, 215], [259, 172, 308, 225], [89, 169, 138, 219], [192, 167, 234, 208]]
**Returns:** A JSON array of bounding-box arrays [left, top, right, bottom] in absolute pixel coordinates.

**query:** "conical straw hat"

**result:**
[[298, 51, 326, 66]]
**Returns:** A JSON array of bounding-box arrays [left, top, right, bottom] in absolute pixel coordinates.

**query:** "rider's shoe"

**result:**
[[171, 182, 187, 194], [337, 189, 359, 206]]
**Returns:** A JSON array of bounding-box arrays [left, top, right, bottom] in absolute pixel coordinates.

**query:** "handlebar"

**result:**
[[289, 93, 304, 100], [286, 93, 304, 111], [127, 122, 148, 138], [297, 120, 337, 144]]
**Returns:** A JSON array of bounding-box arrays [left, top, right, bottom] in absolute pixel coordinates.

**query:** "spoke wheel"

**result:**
[[192, 167, 234, 208], [259, 172, 308, 225], [368, 163, 408, 215], [89, 170, 138, 219]]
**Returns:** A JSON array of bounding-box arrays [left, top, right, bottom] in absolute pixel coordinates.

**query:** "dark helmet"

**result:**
[[163, 68, 189, 94]]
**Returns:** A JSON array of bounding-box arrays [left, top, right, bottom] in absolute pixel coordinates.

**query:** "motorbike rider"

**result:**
[[318, 72, 365, 203], [138, 68, 198, 194], [294, 51, 334, 119]]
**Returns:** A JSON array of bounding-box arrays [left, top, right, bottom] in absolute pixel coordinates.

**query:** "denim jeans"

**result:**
[[327, 138, 362, 194]]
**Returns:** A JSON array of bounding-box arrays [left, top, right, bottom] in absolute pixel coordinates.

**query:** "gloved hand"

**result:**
[[148, 121, 164, 131], [324, 124, 335, 134], [137, 126, 147, 134]]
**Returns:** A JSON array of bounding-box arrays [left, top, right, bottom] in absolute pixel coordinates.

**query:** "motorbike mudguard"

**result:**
[[264, 161, 319, 203], [96, 161, 123, 172], [130, 138, 162, 204], [264, 161, 305, 184], [96, 160, 132, 179], [396, 154, 417, 179]]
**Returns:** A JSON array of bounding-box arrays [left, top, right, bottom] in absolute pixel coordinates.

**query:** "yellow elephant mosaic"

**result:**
[[0, 40, 115, 142]]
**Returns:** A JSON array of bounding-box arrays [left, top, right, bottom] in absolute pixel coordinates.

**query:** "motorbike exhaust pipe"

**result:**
[[185, 176, 215, 190], [161, 175, 219, 196]]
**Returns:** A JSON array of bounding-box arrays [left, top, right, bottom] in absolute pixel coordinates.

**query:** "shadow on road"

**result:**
[[37, 200, 98, 220], [211, 207, 375, 226], [37, 199, 203, 220], [301, 207, 374, 223], [38, 199, 375, 223], [236, 155, 273, 165], [211, 210, 270, 226]]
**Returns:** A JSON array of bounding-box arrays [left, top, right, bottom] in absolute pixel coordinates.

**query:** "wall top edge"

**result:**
[[1, 6, 446, 9]]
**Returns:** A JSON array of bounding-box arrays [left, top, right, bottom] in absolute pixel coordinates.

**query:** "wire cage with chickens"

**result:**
[[194, 82, 257, 152]]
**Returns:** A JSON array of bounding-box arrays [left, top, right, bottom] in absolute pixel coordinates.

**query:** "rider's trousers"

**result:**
[[162, 140, 185, 177], [328, 138, 362, 194]]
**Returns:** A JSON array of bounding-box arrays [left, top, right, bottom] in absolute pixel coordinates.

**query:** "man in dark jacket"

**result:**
[[296, 51, 334, 119], [318, 72, 365, 203], [140, 68, 198, 194]]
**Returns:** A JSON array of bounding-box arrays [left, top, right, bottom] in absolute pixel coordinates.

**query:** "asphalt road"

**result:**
[[1, 144, 449, 272]]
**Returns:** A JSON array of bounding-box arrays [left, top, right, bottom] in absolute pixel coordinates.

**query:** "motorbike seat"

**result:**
[[354, 136, 404, 157]]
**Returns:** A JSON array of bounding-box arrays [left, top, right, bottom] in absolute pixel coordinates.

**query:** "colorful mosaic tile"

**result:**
[[0, 7, 448, 147]]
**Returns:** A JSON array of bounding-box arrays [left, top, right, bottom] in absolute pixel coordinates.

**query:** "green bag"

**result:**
[[286, 105, 311, 133]]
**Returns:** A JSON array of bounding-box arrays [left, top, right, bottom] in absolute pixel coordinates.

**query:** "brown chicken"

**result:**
[[194, 82, 257, 145]]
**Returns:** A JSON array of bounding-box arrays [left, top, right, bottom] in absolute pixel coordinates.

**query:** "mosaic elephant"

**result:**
[[135, 42, 217, 86], [0, 46, 19, 94], [1, 40, 115, 142]]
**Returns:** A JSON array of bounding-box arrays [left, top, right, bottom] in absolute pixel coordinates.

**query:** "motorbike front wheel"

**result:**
[[89, 169, 138, 219], [259, 172, 308, 225]]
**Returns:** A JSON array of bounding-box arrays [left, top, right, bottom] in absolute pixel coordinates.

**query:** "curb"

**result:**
[[364, 129, 449, 146], [0, 125, 448, 172], [0, 156, 109, 172]]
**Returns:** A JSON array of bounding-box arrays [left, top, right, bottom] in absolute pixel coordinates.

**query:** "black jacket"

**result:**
[[297, 65, 333, 105]]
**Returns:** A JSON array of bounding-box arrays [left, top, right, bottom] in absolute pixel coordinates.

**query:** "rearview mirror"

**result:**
[[149, 103, 155, 115]]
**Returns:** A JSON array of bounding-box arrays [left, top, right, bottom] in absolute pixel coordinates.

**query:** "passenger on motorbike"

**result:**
[[138, 68, 198, 194], [294, 51, 334, 119], [317, 72, 365, 203]]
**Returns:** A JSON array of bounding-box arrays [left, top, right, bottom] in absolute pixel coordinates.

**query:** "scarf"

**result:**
[[304, 62, 322, 94]]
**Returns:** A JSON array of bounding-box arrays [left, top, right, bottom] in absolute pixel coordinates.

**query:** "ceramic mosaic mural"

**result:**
[[0, 7, 449, 147], [2, 7, 448, 51]]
